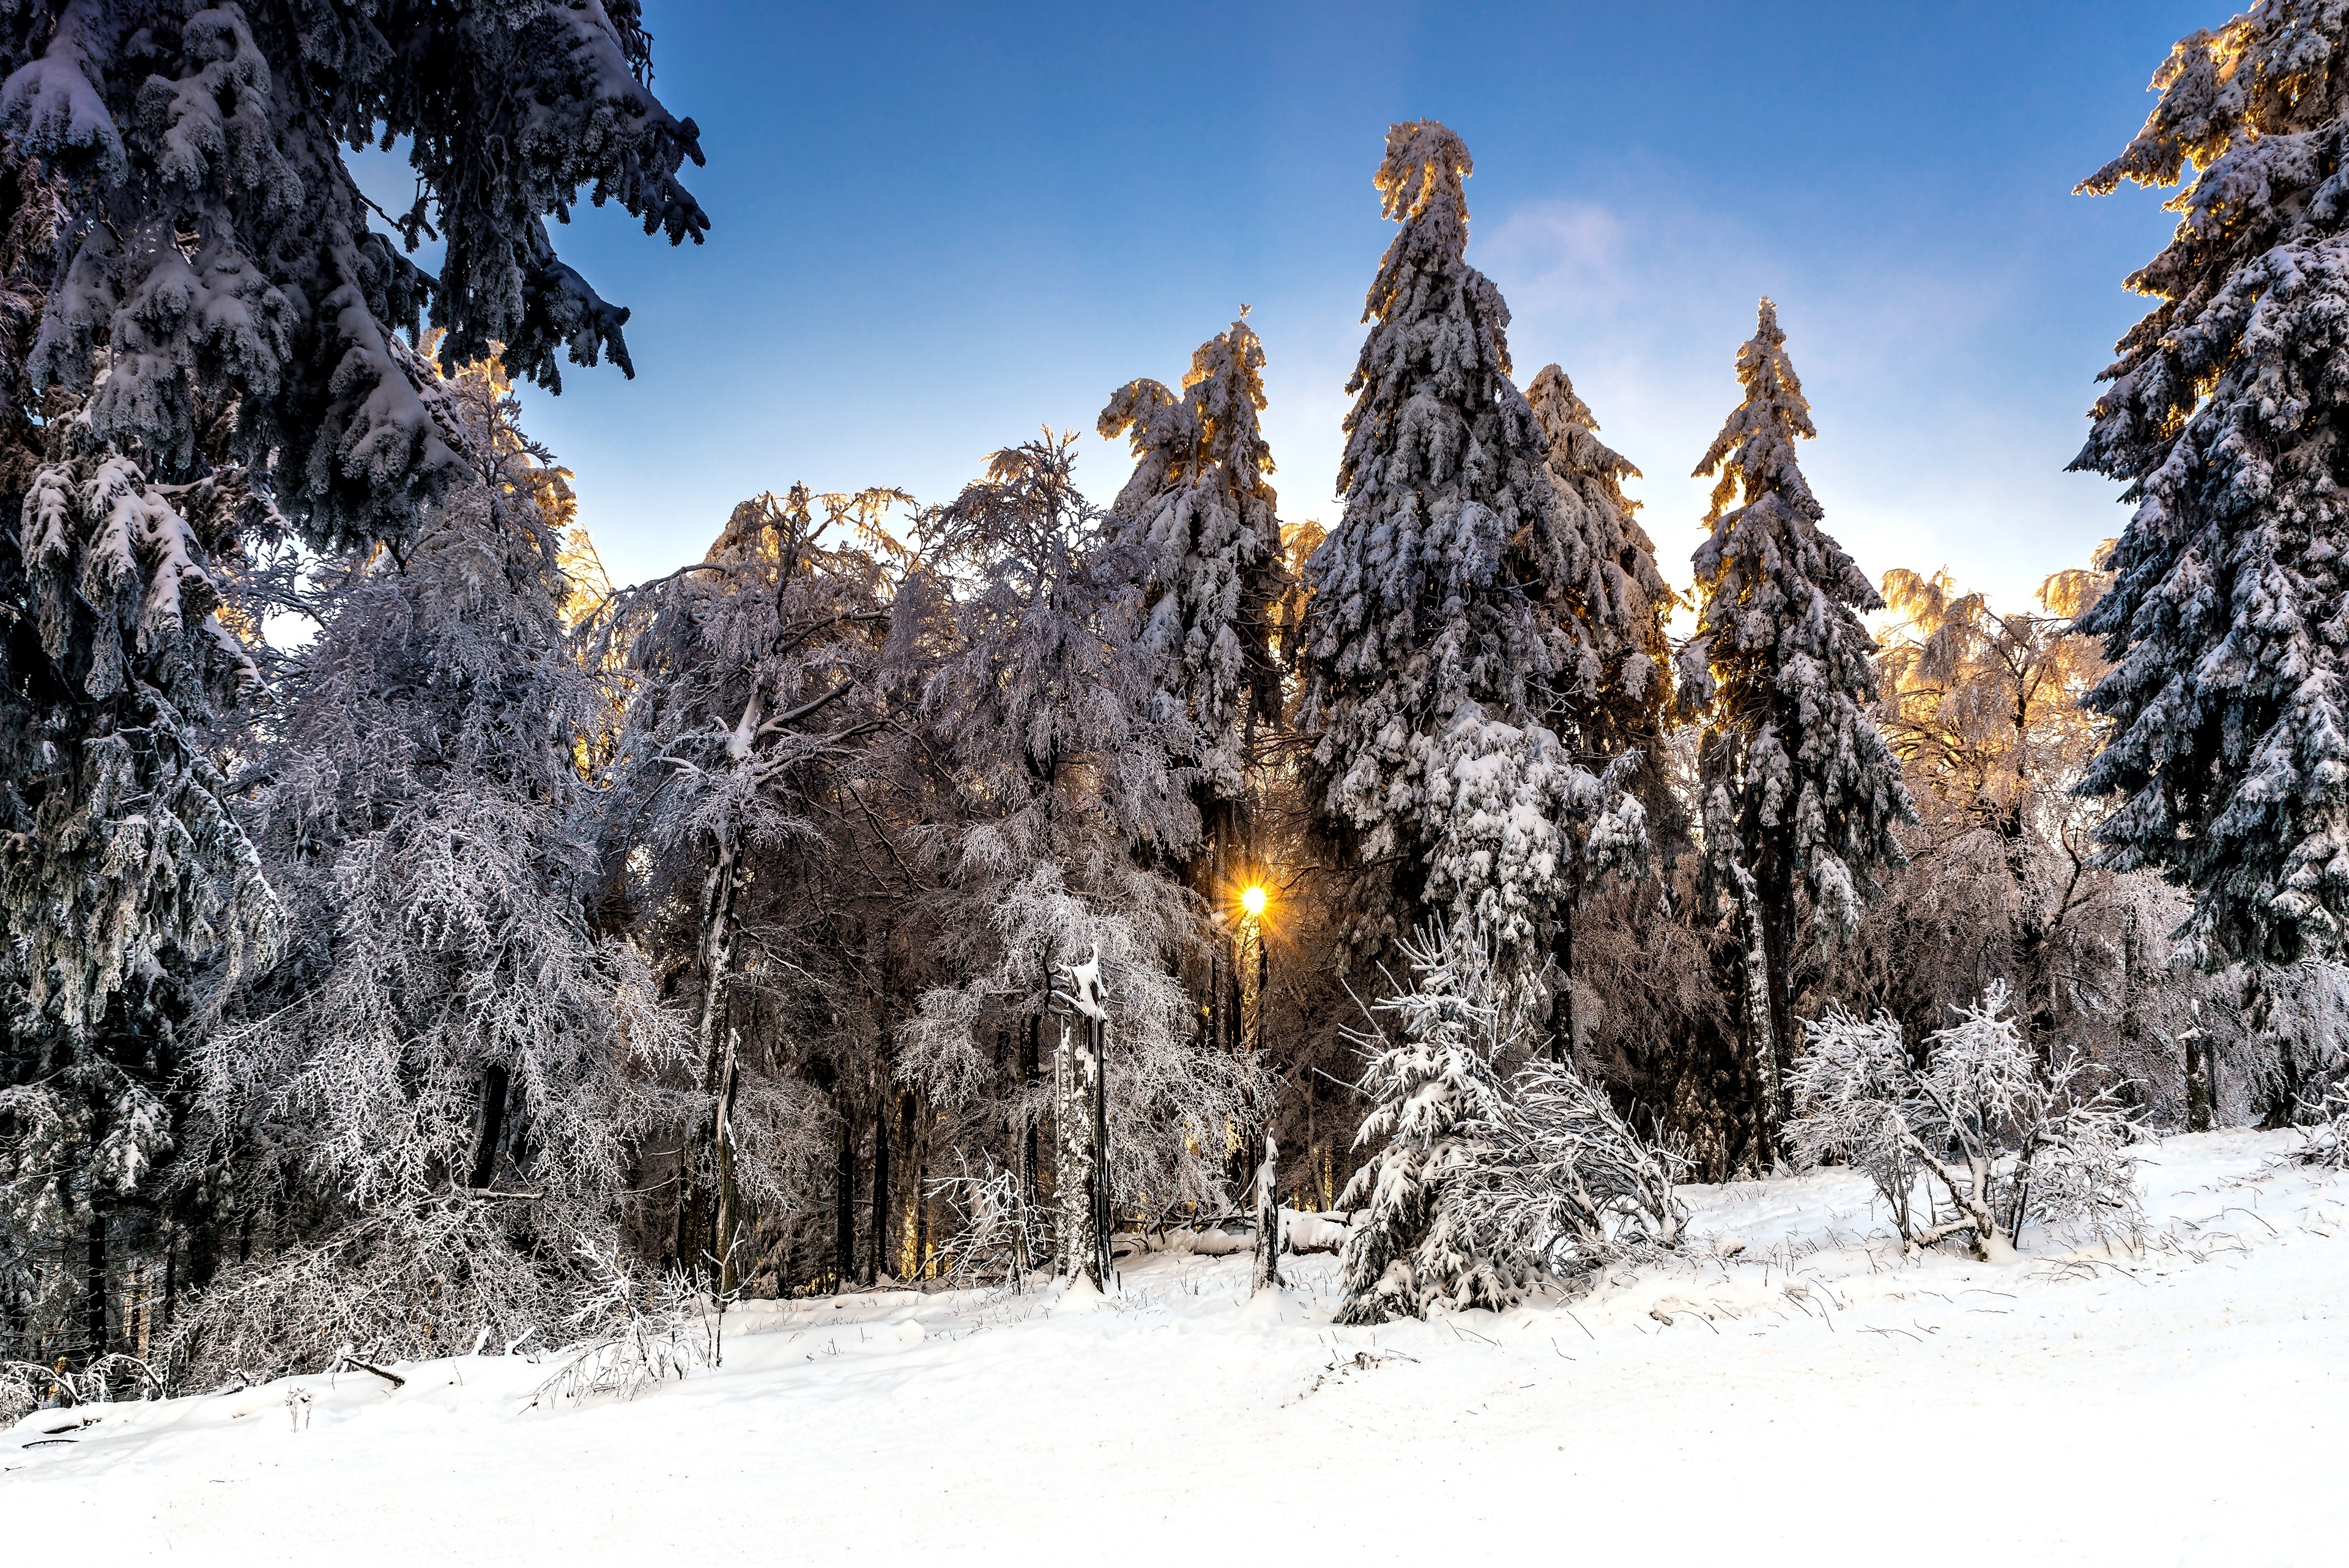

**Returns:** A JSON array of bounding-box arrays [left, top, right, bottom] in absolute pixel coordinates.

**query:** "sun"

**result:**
[[1241, 884, 1268, 919]]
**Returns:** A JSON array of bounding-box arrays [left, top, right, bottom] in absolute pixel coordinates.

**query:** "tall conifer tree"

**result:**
[[1524, 365, 1680, 1058], [1099, 315, 1286, 824], [1297, 121, 1639, 988], [1685, 300, 1909, 1165], [1099, 316, 1286, 1068], [1525, 364, 1678, 761], [2072, 3, 2349, 1119], [2073, 5, 2349, 965]]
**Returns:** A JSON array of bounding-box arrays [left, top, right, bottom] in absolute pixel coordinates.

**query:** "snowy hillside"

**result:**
[[9, 1128, 2343, 1567]]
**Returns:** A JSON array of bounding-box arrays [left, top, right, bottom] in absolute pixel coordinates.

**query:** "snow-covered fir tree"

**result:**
[[1097, 313, 1285, 823], [1524, 363, 1680, 1057], [0, 398, 270, 1369], [1297, 121, 1641, 992], [1524, 363, 1678, 760], [1684, 299, 1910, 1166], [1335, 923, 1529, 1324], [172, 356, 689, 1386], [2071, 2, 2349, 1116], [1097, 316, 1289, 1068]]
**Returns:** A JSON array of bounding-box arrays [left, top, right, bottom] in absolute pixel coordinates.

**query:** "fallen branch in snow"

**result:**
[[332, 1352, 407, 1391]]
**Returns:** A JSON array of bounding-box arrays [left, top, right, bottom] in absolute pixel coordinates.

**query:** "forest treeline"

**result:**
[[6, 3, 2349, 1395]]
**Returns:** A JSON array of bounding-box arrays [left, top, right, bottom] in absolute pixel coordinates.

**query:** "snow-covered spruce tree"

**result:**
[[1335, 923, 1529, 1325], [1524, 363, 1679, 1058], [1683, 299, 1910, 1167], [0, 393, 272, 1371], [2071, 4, 2349, 1121], [1525, 363, 1679, 762], [1786, 983, 2143, 1259], [1297, 121, 1642, 997], [1098, 316, 1287, 1068], [595, 485, 902, 1290], [0, 0, 706, 547], [169, 356, 689, 1388], [1097, 313, 1285, 828]]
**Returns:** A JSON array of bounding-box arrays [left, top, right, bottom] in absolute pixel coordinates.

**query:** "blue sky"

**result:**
[[438, 1, 2216, 611]]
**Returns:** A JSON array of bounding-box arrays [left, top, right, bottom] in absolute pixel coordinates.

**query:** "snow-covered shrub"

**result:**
[[1787, 983, 2143, 1258], [0, 1353, 160, 1421], [926, 1156, 1046, 1290], [162, 1200, 590, 1393], [2299, 1080, 2349, 1170], [1335, 924, 1531, 1324], [1461, 1060, 1690, 1281], [532, 1240, 724, 1408]]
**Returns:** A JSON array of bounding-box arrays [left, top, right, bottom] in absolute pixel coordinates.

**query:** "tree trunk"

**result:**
[[681, 823, 746, 1284], [1019, 1012, 1041, 1225], [84, 1208, 108, 1364], [1728, 856, 1783, 1173], [1053, 1014, 1104, 1285], [2250, 965, 2301, 1129], [896, 1091, 919, 1279], [867, 1096, 891, 1285], [1759, 860, 1796, 1108], [1548, 902, 1577, 1065], [712, 1031, 741, 1293], [1251, 1132, 1280, 1293], [1091, 1011, 1111, 1289], [160, 1219, 177, 1347], [468, 1063, 511, 1189], [2001, 806, 2054, 1050], [833, 1113, 857, 1292], [2184, 1028, 2214, 1134]]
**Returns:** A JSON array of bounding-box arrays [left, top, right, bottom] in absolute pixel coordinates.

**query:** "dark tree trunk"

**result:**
[[469, 1064, 511, 1189], [833, 1113, 857, 1292], [2250, 966, 2301, 1129], [2185, 1030, 2214, 1133], [1759, 861, 1796, 1097], [896, 1091, 919, 1280], [911, 1098, 931, 1282], [160, 1219, 177, 1345], [84, 1209, 108, 1364], [1019, 1013, 1041, 1217], [867, 1101, 891, 1285], [2000, 806, 2056, 1050], [1548, 902, 1576, 1065]]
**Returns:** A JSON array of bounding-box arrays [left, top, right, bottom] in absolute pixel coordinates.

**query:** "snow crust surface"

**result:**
[[7, 1130, 2343, 1564]]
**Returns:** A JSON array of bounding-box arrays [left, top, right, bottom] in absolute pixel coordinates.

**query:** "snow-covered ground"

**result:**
[[9, 1129, 2345, 1566]]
